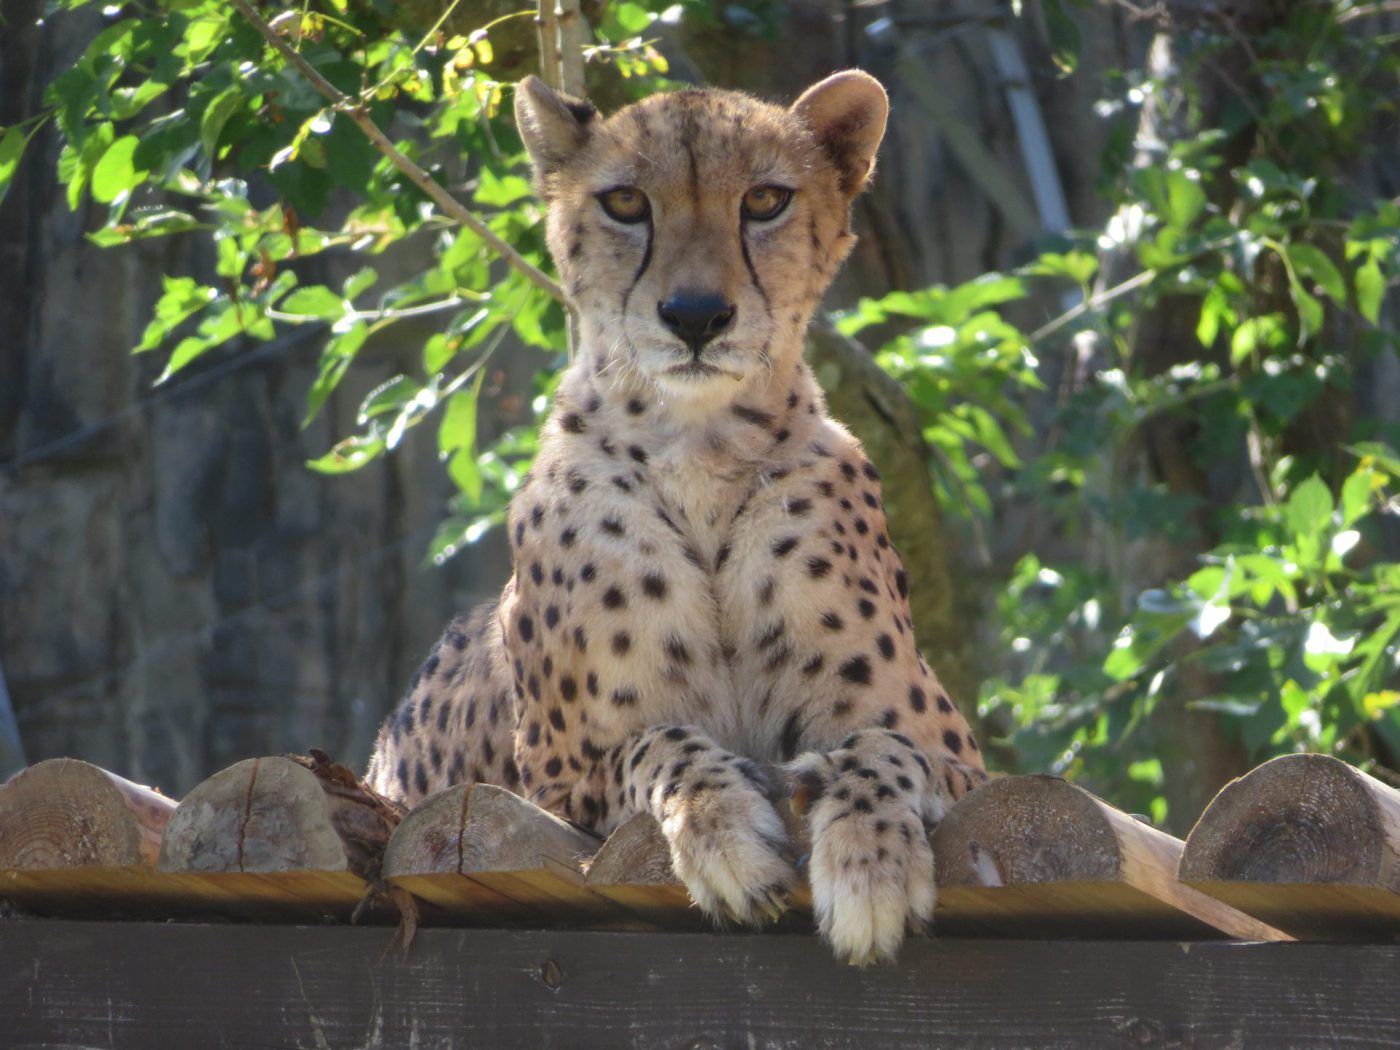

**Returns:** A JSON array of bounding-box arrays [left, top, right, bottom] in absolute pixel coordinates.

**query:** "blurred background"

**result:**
[[1, 0, 1397, 832]]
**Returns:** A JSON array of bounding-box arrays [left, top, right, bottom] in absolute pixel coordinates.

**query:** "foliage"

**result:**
[[838, 2, 1400, 821], [8, 0, 684, 560]]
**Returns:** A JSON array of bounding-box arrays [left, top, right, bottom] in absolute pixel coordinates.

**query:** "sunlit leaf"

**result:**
[[306, 434, 386, 474], [91, 134, 147, 203], [1355, 257, 1384, 325]]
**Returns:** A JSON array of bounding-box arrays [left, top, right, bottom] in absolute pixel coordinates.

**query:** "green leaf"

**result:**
[[90, 134, 148, 203], [1285, 474, 1334, 542], [88, 208, 204, 246], [306, 434, 386, 474], [136, 276, 217, 352], [0, 123, 38, 209], [474, 168, 531, 208], [1027, 251, 1098, 287], [1196, 284, 1232, 348], [1287, 243, 1346, 306], [157, 332, 218, 383], [303, 322, 368, 426], [438, 374, 484, 457], [448, 447, 484, 502], [199, 87, 244, 159], [1290, 282, 1323, 342], [1230, 314, 1286, 365], [280, 285, 346, 320], [1355, 257, 1383, 325], [342, 267, 378, 302], [1340, 467, 1375, 526], [58, 121, 114, 209], [1280, 679, 1311, 728], [358, 375, 421, 424], [1164, 170, 1207, 230], [613, 2, 654, 33]]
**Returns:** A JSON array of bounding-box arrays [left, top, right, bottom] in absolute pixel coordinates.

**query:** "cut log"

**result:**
[[0, 758, 188, 918], [160, 753, 402, 875], [156, 753, 403, 920], [931, 774, 1290, 940], [383, 783, 614, 924], [582, 813, 698, 926], [1179, 753, 1400, 939], [0, 758, 175, 869], [585, 813, 675, 886]]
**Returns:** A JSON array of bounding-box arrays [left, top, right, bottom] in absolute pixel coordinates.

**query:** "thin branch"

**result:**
[[229, 0, 563, 304], [1030, 269, 1157, 343], [1338, 1, 1400, 22], [556, 0, 587, 97], [536, 0, 563, 91], [267, 294, 476, 326]]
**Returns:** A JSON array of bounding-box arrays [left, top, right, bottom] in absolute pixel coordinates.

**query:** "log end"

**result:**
[[0, 758, 175, 870], [932, 775, 1123, 886], [1180, 753, 1397, 888], [383, 783, 599, 879], [585, 814, 675, 886], [159, 757, 348, 874]]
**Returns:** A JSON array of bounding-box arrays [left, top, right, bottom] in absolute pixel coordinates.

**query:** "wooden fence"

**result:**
[[2, 751, 1399, 1048]]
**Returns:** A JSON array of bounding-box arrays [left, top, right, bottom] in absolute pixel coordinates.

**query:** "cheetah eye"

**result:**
[[741, 185, 793, 222], [598, 186, 650, 224]]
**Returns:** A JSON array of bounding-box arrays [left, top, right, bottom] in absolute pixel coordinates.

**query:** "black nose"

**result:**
[[657, 292, 735, 352]]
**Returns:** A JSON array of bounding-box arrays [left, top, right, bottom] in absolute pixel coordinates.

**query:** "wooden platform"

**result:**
[[3, 921, 1398, 1049], [4, 752, 1400, 1046]]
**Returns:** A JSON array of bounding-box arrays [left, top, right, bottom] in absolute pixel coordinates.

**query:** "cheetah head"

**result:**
[[515, 71, 888, 416]]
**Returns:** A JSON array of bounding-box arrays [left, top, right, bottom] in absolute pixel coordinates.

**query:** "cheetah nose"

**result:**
[[657, 292, 735, 353]]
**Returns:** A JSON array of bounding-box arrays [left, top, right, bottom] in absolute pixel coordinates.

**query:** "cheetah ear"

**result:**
[[515, 75, 597, 174], [790, 70, 889, 196]]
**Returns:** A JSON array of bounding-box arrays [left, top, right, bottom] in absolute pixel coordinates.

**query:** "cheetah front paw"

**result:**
[[787, 730, 964, 965], [624, 727, 797, 925], [660, 775, 796, 925]]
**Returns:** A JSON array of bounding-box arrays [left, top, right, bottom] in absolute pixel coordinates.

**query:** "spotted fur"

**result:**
[[367, 71, 987, 963]]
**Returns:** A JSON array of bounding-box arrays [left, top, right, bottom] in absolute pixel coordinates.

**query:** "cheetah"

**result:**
[[367, 69, 987, 964]]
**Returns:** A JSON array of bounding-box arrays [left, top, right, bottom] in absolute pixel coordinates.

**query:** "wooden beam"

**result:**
[[931, 774, 1290, 940], [1180, 752, 1400, 938], [3, 921, 1397, 1049]]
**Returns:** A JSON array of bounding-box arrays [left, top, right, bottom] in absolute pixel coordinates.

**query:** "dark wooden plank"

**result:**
[[2, 921, 1397, 1049]]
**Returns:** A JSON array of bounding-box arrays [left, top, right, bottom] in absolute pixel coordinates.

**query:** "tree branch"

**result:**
[[229, 0, 563, 304], [536, 0, 563, 92], [556, 0, 587, 97]]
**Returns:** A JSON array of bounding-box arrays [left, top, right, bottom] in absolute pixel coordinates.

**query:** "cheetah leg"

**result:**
[[785, 728, 985, 965], [615, 725, 796, 926]]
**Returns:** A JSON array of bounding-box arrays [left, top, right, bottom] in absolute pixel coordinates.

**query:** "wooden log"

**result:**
[[0, 757, 175, 869], [156, 753, 403, 920], [0, 758, 192, 917], [382, 783, 617, 924], [583, 813, 702, 927], [931, 774, 1291, 940], [583, 809, 813, 929], [1179, 753, 1400, 939]]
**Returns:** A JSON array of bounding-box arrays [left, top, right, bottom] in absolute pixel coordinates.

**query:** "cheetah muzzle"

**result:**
[[367, 69, 988, 965]]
